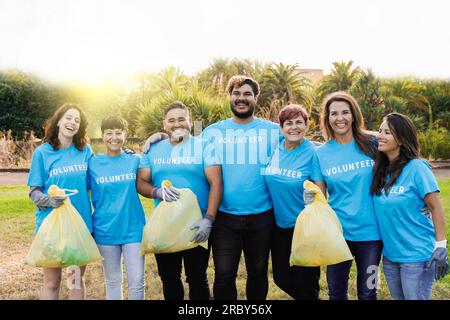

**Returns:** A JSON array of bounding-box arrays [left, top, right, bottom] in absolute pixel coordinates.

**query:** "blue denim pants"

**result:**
[[326, 240, 383, 300], [382, 256, 435, 300], [97, 243, 145, 300]]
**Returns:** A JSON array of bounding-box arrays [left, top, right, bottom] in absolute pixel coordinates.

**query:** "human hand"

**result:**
[[142, 132, 169, 154], [303, 189, 315, 205], [190, 216, 214, 243], [152, 186, 180, 202], [426, 247, 449, 280], [30, 187, 67, 210], [123, 147, 136, 154]]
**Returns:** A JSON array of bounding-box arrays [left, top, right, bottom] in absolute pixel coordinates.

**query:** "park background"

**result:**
[[1, 0, 449, 299]]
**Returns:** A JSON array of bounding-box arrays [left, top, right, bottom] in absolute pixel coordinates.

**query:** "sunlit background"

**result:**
[[1, 0, 450, 141], [1, 0, 450, 84]]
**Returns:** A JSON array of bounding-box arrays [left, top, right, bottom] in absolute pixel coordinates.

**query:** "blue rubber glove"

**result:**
[[303, 189, 315, 205], [142, 132, 169, 154], [426, 247, 449, 280], [190, 215, 214, 243]]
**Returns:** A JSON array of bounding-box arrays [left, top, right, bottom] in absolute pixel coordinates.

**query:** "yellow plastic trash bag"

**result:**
[[290, 180, 353, 267], [24, 185, 103, 268], [141, 180, 208, 254]]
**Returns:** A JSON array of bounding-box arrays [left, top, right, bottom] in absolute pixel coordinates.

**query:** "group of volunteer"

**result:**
[[25, 75, 448, 300]]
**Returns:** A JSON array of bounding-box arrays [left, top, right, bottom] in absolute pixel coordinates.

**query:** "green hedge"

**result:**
[[418, 128, 450, 160]]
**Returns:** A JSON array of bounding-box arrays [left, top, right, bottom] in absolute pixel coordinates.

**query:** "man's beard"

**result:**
[[230, 101, 255, 119]]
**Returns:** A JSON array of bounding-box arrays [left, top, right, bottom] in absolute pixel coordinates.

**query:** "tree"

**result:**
[[0, 70, 66, 139], [315, 60, 361, 102], [197, 58, 268, 94], [155, 66, 190, 93], [119, 68, 191, 136], [421, 80, 450, 130], [350, 69, 384, 130], [197, 58, 234, 94], [381, 78, 431, 130], [258, 63, 311, 111], [136, 85, 230, 138]]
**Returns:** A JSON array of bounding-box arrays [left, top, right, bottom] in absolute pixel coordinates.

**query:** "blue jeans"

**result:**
[[382, 256, 435, 300], [97, 243, 145, 300], [327, 240, 383, 300], [211, 210, 275, 300]]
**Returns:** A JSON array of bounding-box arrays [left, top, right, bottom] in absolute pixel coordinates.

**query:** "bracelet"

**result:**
[[205, 214, 216, 222]]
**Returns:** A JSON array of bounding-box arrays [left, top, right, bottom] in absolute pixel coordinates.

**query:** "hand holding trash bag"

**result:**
[[30, 186, 67, 210], [24, 185, 103, 268], [152, 186, 180, 202], [141, 180, 208, 254], [290, 180, 353, 267], [303, 189, 315, 205]]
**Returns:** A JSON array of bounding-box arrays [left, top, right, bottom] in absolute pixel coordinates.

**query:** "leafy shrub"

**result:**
[[136, 87, 230, 138], [418, 128, 450, 160]]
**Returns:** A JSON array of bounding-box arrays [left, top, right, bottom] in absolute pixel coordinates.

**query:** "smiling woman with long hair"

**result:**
[[371, 112, 448, 300], [309, 91, 382, 300], [27, 102, 94, 300]]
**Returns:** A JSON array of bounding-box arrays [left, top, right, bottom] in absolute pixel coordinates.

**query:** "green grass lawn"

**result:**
[[1, 179, 449, 300]]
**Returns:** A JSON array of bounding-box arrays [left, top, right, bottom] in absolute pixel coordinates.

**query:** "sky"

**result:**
[[1, 0, 449, 84]]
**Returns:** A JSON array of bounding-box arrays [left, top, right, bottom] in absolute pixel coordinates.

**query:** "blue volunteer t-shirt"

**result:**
[[139, 135, 216, 216], [27, 142, 93, 234], [203, 117, 280, 215], [88, 153, 146, 245], [311, 139, 380, 241], [373, 159, 439, 263], [264, 138, 317, 228]]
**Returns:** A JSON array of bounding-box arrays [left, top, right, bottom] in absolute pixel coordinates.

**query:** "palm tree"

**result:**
[[155, 66, 190, 93], [422, 80, 450, 130], [381, 78, 431, 129], [315, 60, 361, 102], [350, 69, 384, 130], [258, 63, 311, 113], [131, 70, 160, 104], [197, 58, 234, 94], [136, 85, 230, 138], [230, 59, 254, 76]]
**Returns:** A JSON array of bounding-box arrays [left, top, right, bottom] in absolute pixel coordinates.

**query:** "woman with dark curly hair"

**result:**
[[27, 103, 94, 300]]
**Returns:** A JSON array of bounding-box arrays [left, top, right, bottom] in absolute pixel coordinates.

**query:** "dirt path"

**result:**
[[434, 168, 450, 179], [0, 172, 29, 186], [2, 170, 450, 186]]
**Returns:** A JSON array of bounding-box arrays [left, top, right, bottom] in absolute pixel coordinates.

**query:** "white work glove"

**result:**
[[151, 186, 180, 202], [190, 215, 215, 243]]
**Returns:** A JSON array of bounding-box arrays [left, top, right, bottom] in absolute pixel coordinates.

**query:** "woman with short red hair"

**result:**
[[264, 104, 320, 300]]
